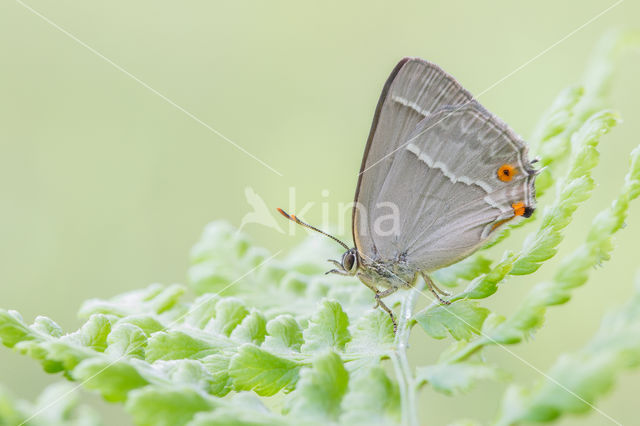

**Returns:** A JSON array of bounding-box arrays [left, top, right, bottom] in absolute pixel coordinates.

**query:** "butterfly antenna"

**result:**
[[276, 208, 350, 250]]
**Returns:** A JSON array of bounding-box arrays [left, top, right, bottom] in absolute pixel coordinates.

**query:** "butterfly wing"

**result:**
[[353, 58, 476, 258], [353, 59, 536, 272]]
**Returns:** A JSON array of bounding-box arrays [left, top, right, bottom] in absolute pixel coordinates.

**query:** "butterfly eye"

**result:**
[[498, 164, 516, 182], [342, 251, 357, 273]]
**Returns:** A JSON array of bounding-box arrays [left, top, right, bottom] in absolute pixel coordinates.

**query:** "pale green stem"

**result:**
[[391, 281, 424, 426]]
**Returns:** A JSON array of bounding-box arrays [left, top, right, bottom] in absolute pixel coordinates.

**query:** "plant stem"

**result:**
[[391, 281, 424, 426]]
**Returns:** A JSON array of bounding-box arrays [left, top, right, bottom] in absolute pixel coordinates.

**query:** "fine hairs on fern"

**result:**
[[1, 31, 640, 426]]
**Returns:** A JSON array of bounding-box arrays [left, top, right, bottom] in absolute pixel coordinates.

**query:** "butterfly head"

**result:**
[[339, 248, 359, 276]]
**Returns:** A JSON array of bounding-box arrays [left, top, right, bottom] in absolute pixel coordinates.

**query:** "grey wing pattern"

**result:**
[[353, 58, 476, 258], [353, 59, 537, 272], [369, 103, 536, 272]]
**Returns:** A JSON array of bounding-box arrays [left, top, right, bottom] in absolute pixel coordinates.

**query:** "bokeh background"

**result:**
[[1, 1, 639, 424]]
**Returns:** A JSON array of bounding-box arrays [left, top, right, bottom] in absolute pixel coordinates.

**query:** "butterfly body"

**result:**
[[358, 256, 416, 291]]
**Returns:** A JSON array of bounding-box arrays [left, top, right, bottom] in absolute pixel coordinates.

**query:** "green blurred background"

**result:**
[[1, 1, 639, 424]]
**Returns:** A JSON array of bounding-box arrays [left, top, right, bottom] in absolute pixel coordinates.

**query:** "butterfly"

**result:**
[[278, 58, 538, 331]]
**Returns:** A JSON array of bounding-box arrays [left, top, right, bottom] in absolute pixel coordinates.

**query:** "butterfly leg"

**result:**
[[355, 274, 399, 332], [374, 287, 399, 332], [422, 273, 451, 305], [326, 259, 346, 275], [430, 281, 451, 297], [327, 259, 342, 269], [325, 259, 348, 275]]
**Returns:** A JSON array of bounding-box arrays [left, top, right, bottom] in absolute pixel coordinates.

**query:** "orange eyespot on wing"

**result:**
[[498, 164, 517, 182], [512, 202, 526, 216]]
